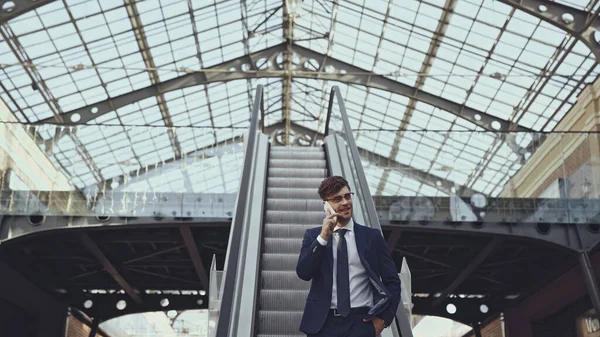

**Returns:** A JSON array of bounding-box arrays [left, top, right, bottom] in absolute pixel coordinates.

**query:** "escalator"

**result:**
[[215, 85, 413, 337], [257, 146, 328, 336]]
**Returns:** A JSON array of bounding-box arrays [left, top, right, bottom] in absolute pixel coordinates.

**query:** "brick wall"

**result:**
[[66, 314, 110, 337], [463, 316, 504, 337], [530, 139, 593, 198]]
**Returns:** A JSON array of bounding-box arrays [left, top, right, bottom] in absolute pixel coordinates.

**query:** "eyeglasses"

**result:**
[[325, 192, 354, 203]]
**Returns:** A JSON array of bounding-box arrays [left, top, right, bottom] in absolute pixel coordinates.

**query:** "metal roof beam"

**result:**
[[3, 0, 599, 63], [179, 224, 209, 290], [377, 0, 458, 195], [0, 22, 104, 183], [79, 232, 143, 304], [386, 228, 402, 252], [123, 0, 182, 158], [37, 43, 530, 133], [69, 244, 186, 282], [498, 0, 600, 62], [92, 119, 476, 198], [394, 247, 506, 287], [0, 0, 56, 25], [37, 44, 286, 125], [431, 237, 503, 307], [264, 120, 479, 195]]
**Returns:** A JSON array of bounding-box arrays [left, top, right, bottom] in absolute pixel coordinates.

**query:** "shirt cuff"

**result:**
[[316, 235, 327, 246]]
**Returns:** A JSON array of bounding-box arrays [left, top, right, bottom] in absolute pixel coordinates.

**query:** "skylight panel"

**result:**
[[359, 112, 383, 129], [362, 164, 384, 194], [531, 20, 566, 47], [164, 0, 190, 18], [390, 171, 421, 194], [415, 142, 437, 160], [383, 113, 404, 130], [506, 12, 538, 36], [395, 149, 414, 167], [401, 49, 427, 74], [36, 2, 71, 27], [67, 0, 102, 18], [17, 29, 51, 49], [10, 14, 44, 36]]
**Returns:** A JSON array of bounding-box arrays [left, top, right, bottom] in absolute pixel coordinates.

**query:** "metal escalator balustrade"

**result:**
[[257, 146, 327, 337], [324, 86, 414, 337], [215, 85, 269, 337], [215, 84, 413, 337]]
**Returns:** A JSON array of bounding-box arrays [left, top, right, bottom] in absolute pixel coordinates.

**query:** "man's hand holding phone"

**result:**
[[320, 202, 339, 241]]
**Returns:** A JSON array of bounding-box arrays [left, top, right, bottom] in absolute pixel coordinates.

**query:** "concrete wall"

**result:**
[[0, 98, 71, 191], [0, 262, 67, 337]]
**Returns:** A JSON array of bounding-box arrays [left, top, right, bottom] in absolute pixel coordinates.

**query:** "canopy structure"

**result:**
[[0, 0, 598, 195]]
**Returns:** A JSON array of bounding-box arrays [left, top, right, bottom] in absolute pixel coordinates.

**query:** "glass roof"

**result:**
[[0, 0, 598, 197]]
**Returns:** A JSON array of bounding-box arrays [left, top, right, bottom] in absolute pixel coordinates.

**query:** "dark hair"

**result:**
[[318, 176, 350, 200]]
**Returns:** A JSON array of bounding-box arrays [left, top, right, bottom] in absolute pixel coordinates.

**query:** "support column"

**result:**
[[579, 251, 600, 322], [473, 323, 483, 337], [87, 319, 99, 337]]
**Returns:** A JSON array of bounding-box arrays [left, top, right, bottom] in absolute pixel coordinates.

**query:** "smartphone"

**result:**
[[324, 201, 338, 224]]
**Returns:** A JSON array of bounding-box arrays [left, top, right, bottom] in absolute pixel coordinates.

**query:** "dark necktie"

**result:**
[[336, 229, 351, 317]]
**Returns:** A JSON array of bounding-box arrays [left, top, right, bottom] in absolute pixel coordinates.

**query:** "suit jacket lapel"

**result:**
[[354, 224, 378, 281], [354, 223, 368, 259], [326, 235, 333, 283], [354, 223, 391, 305]]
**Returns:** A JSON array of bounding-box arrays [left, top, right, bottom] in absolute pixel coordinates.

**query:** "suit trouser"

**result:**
[[307, 312, 377, 337]]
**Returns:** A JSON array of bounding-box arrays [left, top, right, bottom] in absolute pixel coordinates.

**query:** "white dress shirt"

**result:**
[[317, 219, 373, 309]]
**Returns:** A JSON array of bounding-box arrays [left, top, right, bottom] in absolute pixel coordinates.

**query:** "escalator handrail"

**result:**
[[325, 86, 380, 227], [215, 85, 264, 337], [325, 86, 414, 337]]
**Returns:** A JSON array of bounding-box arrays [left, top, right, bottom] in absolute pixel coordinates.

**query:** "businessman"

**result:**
[[296, 176, 401, 336]]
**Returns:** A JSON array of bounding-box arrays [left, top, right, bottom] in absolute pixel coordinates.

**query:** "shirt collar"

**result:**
[[334, 218, 354, 232]]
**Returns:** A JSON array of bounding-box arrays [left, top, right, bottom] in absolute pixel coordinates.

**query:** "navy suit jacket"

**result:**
[[295, 222, 401, 335]]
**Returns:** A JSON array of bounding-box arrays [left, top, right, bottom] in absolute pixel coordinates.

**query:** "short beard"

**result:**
[[337, 210, 352, 223]]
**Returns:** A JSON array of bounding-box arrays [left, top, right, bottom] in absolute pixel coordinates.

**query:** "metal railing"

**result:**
[[325, 85, 414, 337], [214, 85, 265, 337]]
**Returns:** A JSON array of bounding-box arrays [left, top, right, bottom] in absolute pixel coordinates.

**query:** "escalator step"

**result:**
[[259, 289, 309, 310], [263, 238, 302, 254], [266, 199, 323, 211], [264, 223, 317, 238], [270, 146, 323, 152], [269, 159, 327, 169], [262, 270, 310, 290], [268, 168, 327, 178], [267, 188, 319, 199], [253, 145, 328, 336], [257, 310, 304, 334], [262, 253, 299, 271], [268, 177, 324, 188], [265, 210, 324, 224], [270, 151, 325, 160]]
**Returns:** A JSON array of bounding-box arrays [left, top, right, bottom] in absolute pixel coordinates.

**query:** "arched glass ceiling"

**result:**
[[0, 0, 598, 197], [295, 0, 599, 131]]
